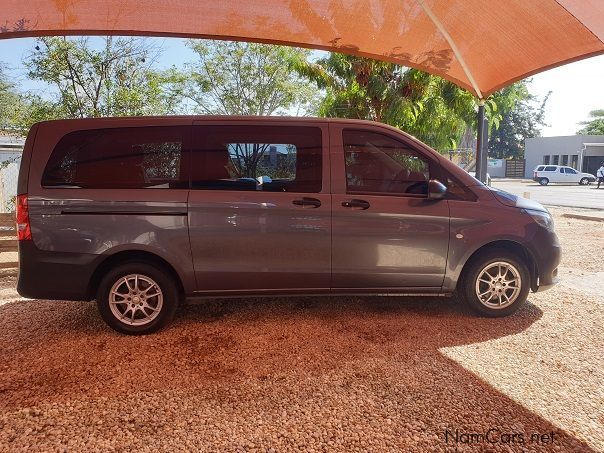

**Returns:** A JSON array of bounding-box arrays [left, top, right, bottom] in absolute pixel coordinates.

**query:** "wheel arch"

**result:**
[[457, 240, 538, 292], [86, 250, 185, 300]]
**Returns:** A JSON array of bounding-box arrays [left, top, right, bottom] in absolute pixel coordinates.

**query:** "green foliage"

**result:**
[[0, 65, 26, 133], [577, 109, 604, 135], [24, 37, 182, 120], [293, 53, 528, 151], [488, 83, 549, 159], [3, 39, 543, 153], [182, 41, 317, 116], [291, 52, 526, 152]]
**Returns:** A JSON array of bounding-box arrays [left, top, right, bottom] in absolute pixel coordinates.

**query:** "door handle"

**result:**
[[292, 197, 322, 208], [342, 199, 370, 210]]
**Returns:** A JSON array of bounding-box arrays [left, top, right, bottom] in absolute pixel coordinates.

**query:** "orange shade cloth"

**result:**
[[1, 0, 603, 98]]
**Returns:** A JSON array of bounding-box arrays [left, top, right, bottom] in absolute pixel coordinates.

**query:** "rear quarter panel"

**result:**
[[25, 118, 196, 293]]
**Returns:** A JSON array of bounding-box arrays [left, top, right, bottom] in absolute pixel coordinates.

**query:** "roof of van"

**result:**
[[32, 114, 430, 151], [33, 115, 399, 128]]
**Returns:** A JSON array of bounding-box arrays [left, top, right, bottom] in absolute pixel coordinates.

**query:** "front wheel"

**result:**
[[96, 262, 178, 335], [539, 178, 549, 186], [460, 250, 530, 317], [579, 177, 590, 185]]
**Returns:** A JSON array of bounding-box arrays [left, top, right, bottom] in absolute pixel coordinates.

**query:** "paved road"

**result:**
[[491, 180, 604, 210]]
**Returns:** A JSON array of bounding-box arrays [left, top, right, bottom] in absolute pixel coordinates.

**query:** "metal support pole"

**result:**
[[476, 101, 488, 183], [480, 114, 488, 182]]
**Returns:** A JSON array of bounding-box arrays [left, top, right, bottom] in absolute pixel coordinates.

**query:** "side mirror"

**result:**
[[428, 179, 447, 200]]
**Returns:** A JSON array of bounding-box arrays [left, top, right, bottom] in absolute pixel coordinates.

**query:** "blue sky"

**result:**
[[1, 36, 603, 137]]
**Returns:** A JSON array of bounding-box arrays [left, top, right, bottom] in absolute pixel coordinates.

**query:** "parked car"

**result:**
[[533, 165, 596, 186], [17, 117, 561, 334]]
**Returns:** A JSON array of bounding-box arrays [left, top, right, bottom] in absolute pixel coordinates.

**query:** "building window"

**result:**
[[571, 154, 578, 169], [552, 155, 560, 165], [543, 155, 550, 165], [561, 155, 569, 166]]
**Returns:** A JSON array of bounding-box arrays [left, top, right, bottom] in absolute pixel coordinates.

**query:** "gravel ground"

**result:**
[[0, 208, 602, 452]]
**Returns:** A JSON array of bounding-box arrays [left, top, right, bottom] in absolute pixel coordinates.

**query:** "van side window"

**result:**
[[343, 129, 429, 196], [42, 127, 188, 189], [544, 166, 556, 172], [192, 126, 322, 193]]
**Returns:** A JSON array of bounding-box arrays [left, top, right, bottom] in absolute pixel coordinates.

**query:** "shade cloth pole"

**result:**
[[480, 113, 488, 183], [476, 101, 488, 183]]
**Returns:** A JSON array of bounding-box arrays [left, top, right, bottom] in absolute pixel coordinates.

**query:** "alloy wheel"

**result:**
[[108, 274, 163, 326], [474, 261, 522, 309]]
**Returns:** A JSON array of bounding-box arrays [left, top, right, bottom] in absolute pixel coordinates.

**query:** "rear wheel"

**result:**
[[539, 178, 549, 186], [579, 177, 590, 185], [96, 262, 178, 335], [460, 250, 530, 317]]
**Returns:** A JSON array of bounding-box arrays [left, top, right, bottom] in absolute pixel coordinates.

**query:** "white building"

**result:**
[[524, 135, 604, 178]]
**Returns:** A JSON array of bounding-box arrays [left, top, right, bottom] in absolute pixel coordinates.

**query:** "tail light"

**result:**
[[16, 194, 32, 241]]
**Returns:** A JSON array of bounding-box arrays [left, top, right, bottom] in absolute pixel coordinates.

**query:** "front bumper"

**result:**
[[534, 268, 560, 292], [530, 239, 561, 293]]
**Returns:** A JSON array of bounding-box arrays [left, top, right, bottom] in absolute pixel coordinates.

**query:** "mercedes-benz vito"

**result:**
[[16, 117, 560, 334]]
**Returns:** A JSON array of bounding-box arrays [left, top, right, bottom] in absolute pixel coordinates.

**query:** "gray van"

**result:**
[[16, 116, 560, 334]]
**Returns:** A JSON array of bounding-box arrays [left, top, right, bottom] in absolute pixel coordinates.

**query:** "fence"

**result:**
[[505, 159, 526, 178], [0, 136, 22, 271], [0, 212, 18, 270], [0, 154, 20, 213], [0, 135, 24, 213]]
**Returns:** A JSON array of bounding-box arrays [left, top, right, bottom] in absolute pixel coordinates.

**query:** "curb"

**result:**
[[561, 213, 604, 222]]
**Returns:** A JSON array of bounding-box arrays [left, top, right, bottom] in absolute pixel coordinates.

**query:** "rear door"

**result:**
[[329, 124, 450, 292], [549, 166, 563, 182], [543, 166, 557, 181], [187, 120, 331, 295]]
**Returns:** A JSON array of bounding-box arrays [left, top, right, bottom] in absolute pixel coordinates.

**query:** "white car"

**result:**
[[533, 165, 596, 186]]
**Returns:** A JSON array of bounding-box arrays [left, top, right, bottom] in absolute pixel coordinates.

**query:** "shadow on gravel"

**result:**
[[0, 295, 596, 451]]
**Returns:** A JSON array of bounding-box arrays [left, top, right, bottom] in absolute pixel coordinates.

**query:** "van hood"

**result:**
[[488, 186, 548, 212]]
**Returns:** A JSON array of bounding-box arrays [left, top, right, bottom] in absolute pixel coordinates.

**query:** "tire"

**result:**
[[538, 178, 549, 186], [579, 177, 589, 185], [96, 262, 179, 335], [460, 249, 530, 317]]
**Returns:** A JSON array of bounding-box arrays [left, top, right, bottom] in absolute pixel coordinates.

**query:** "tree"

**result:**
[[24, 36, 182, 119], [488, 83, 549, 159], [181, 41, 318, 175], [182, 40, 317, 116], [292, 53, 521, 152], [577, 109, 604, 135], [0, 65, 24, 131]]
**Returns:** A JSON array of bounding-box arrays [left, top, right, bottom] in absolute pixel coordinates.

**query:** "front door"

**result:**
[[562, 167, 579, 183], [330, 125, 450, 292], [188, 121, 331, 295]]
